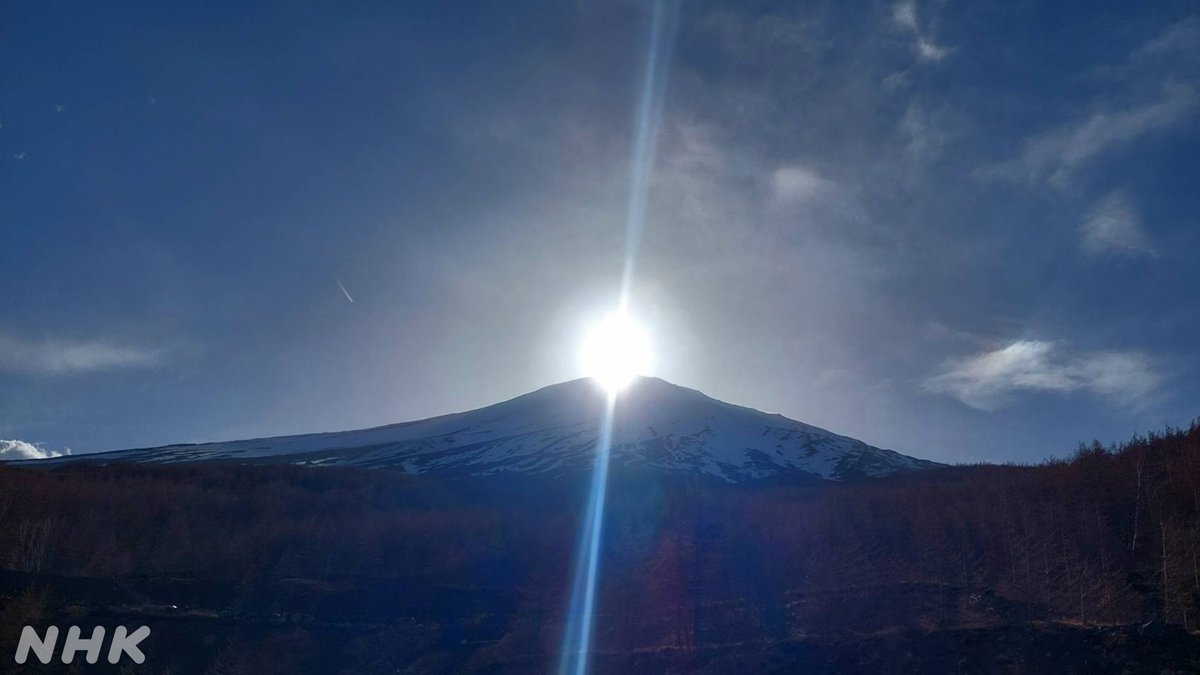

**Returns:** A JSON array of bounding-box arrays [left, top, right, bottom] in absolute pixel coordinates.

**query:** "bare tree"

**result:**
[[1131, 453, 1145, 552], [14, 517, 54, 573]]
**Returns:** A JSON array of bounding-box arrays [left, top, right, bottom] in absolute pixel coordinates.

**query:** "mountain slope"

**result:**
[[16, 377, 939, 481]]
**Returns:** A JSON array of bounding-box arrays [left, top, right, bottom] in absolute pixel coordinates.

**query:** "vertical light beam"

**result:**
[[558, 393, 617, 675], [619, 0, 679, 312], [560, 2, 679, 674]]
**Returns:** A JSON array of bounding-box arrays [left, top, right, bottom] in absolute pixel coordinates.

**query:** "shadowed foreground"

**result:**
[[2, 423, 1200, 673]]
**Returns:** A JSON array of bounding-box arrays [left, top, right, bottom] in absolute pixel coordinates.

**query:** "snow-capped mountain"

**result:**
[[14, 377, 939, 481]]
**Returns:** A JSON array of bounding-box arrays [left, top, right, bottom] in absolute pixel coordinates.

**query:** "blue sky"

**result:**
[[2, 0, 1198, 464]]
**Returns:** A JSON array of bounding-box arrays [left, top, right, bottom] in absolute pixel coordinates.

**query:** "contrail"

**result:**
[[559, 3, 679, 674], [334, 276, 354, 303]]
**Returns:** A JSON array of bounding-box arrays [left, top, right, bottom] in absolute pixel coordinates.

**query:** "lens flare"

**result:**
[[560, 1, 679, 673], [558, 393, 617, 675]]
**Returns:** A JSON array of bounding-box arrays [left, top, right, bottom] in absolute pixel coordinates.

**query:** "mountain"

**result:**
[[15, 377, 938, 481]]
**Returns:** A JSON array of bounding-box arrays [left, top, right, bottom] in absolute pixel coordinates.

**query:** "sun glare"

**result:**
[[580, 312, 652, 394]]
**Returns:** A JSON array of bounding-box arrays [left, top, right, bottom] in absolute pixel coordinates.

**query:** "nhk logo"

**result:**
[[14, 625, 150, 665]]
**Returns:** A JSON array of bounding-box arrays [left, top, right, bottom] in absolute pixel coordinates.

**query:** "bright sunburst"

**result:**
[[580, 312, 652, 394]]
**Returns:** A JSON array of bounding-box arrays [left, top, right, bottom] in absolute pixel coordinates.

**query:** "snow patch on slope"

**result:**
[[11, 378, 939, 481]]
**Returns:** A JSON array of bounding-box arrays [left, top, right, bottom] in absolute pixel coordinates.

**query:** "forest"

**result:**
[[2, 422, 1200, 673]]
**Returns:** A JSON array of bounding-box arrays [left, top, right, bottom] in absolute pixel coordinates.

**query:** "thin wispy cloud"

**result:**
[[771, 165, 834, 203], [1002, 83, 1196, 185], [891, 0, 948, 62], [0, 439, 69, 461], [655, 120, 737, 228], [0, 334, 162, 375], [900, 101, 957, 163], [915, 37, 948, 62], [891, 1, 918, 32], [924, 340, 1160, 411], [1081, 191, 1155, 257], [988, 18, 1200, 186], [1113, 16, 1200, 76]]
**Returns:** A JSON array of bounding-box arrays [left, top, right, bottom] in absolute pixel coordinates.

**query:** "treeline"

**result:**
[[731, 422, 1200, 631], [1, 420, 1198, 661]]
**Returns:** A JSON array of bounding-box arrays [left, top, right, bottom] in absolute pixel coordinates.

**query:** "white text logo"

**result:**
[[14, 625, 150, 665]]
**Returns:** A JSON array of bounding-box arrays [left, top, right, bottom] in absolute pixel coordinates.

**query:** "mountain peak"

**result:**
[[13, 377, 940, 482]]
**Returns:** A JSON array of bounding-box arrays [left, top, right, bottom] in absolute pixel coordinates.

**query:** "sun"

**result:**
[[580, 311, 652, 394]]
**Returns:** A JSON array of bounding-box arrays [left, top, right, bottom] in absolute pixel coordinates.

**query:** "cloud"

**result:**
[[1004, 83, 1197, 185], [988, 19, 1200, 185], [1080, 191, 1155, 256], [0, 334, 161, 375], [891, 1, 918, 32], [771, 165, 834, 203], [654, 120, 734, 227], [891, 1, 948, 62], [901, 101, 951, 162], [0, 439, 69, 461], [1120, 16, 1200, 73], [916, 39, 948, 62], [924, 340, 1160, 411], [766, 163, 871, 236]]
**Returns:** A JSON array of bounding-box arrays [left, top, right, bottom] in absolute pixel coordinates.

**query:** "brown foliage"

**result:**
[[1, 419, 1198, 663]]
